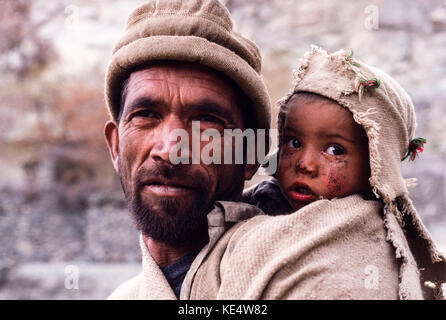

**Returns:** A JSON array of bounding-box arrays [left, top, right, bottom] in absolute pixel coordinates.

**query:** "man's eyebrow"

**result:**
[[123, 97, 162, 118], [190, 100, 236, 124]]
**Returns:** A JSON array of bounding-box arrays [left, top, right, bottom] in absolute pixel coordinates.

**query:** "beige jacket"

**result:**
[[107, 201, 262, 300], [108, 196, 443, 300], [188, 195, 428, 299]]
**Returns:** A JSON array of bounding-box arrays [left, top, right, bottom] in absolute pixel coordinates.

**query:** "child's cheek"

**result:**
[[319, 159, 349, 198], [277, 154, 294, 182]]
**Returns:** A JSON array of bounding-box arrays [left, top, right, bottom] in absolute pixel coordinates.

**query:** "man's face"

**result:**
[[105, 63, 256, 245]]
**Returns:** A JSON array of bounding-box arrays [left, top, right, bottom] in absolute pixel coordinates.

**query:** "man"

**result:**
[[103, 0, 271, 299]]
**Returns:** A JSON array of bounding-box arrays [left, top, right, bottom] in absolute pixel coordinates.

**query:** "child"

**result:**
[[186, 46, 446, 300], [244, 90, 374, 215]]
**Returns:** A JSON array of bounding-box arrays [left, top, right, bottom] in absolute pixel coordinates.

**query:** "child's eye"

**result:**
[[326, 145, 345, 156], [287, 138, 302, 149]]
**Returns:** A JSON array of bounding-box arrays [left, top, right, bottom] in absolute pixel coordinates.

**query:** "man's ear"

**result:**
[[104, 120, 120, 172]]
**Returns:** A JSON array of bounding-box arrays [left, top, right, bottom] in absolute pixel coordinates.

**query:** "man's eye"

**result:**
[[286, 138, 301, 149], [326, 145, 345, 156], [131, 110, 159, 119], [196, 114, 224, 125]]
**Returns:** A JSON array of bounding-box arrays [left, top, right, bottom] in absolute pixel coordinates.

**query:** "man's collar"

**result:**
[[137, 200, 264, 300], [180, 200, 264, 299]]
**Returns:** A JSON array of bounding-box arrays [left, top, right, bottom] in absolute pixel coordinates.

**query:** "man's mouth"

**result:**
[[288, 181, 317, 202], [142, 178, 199, 197]]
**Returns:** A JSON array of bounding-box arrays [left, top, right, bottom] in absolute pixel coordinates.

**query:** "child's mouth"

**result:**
[[289, 182, 317, 202]]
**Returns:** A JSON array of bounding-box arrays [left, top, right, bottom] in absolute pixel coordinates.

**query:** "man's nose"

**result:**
[[295, 148, 318, 177], [150, 115, 187, 163]]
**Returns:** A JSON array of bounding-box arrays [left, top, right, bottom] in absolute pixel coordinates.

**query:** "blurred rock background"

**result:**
[[0, 0, 445, 299]]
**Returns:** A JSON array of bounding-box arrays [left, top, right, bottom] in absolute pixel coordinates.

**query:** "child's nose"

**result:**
[[295, 150, 318, 177]]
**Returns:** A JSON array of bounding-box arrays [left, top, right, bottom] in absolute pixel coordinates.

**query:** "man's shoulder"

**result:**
[[107, 273, 144, 300]]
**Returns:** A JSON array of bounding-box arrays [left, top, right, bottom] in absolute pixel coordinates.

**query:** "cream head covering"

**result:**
[[277, 45, 446, 299], [104, 0, 271, 130]]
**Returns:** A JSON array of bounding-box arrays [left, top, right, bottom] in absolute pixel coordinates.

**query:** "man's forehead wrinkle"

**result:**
[[129, 76, 236, 96], [125, 78, 171, 109], [126, 80, 239, 112], [127, 84, 234, 108], [130, 66, 231, 83], [130, 66, 238, 91]]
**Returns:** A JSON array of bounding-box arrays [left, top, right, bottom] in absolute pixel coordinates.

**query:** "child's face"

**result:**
[[277, 96, 371, 211]]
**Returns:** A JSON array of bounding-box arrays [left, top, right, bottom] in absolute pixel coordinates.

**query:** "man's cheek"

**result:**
[[213, 163, 244, 199], [120, 149, 136, 178]]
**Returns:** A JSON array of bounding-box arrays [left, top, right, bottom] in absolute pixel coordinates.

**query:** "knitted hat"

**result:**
[[277, 45, 446, 299], [104, 0, 271, 129]]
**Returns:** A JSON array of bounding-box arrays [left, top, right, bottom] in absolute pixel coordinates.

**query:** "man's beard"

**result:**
[[119, 160, 212, 246]]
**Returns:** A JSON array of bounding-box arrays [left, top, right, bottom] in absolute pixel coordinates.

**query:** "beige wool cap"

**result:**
[[279, 45, 414, 202], [278, 45, 446, 299], [104, 0, 271, 129]]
